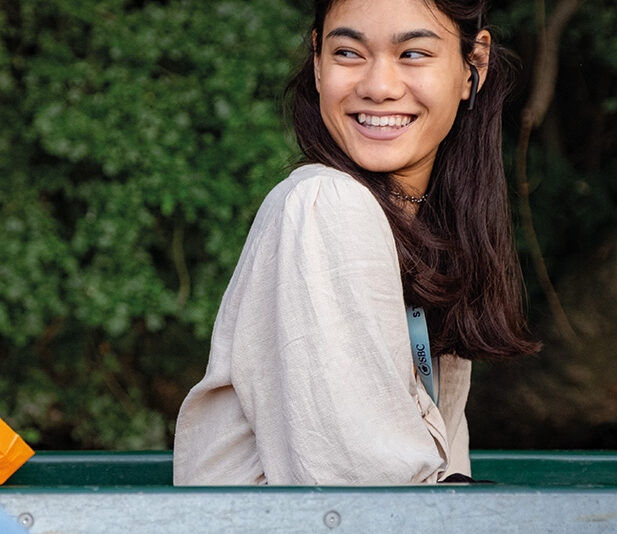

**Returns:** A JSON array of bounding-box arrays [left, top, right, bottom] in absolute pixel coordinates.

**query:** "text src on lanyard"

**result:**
[[406, 306, 438, 407]]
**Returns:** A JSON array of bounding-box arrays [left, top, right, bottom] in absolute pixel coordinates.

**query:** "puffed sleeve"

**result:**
[[228, 168, 448, 484]]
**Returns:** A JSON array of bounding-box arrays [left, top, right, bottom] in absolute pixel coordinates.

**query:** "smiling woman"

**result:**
[[173, 0, 540, 486]]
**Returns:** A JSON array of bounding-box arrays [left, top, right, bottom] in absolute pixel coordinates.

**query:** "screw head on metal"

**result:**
[[17, 512, 34, 529], [323, 510, 341, 529]]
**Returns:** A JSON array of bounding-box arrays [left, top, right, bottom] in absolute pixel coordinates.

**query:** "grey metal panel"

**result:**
[[1, 488, 616, 534]]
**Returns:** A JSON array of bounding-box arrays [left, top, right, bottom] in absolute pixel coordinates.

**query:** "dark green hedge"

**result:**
[[1, 0, 616, 449], [1, 0, 307, 448]]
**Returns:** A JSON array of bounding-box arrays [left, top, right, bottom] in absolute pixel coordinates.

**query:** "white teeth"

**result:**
[[356, 113, 414, 129]]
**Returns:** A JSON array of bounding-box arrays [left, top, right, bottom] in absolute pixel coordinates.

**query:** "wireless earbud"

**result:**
[[468, 65, 480, 111]]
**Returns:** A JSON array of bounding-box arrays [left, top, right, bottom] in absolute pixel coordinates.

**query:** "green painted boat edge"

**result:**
[[3, 450, 617, 488]]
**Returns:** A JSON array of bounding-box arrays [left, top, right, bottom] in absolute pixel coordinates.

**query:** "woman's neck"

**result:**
[[391, 153, 435, 197]]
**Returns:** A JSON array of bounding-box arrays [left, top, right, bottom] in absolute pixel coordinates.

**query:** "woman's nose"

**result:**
[[355, 58, 405, 103]]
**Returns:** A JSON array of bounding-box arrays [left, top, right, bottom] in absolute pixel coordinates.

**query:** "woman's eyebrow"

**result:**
[[393, 29, 441, 44], [326, 27, 366, 42]]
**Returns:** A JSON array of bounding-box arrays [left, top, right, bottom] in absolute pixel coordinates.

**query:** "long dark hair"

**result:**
[[286, 0, 541, 360]]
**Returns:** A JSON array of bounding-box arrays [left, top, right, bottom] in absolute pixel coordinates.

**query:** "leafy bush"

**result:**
[[1, 0, 306, 448], [1, 0, 616, 449]]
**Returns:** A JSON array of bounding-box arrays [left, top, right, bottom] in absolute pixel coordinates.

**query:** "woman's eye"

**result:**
[[335, 49, 360, 59], [401, 50, 427, 60]]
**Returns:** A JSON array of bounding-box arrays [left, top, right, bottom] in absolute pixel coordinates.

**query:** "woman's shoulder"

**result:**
[[241, 163, 395, 260], [257, 163, 384, 224]]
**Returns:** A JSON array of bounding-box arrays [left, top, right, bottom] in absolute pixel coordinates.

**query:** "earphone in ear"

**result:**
[[467, 65, 480, 111]]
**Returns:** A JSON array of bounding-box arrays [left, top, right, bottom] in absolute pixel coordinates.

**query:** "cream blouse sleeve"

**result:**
[[228, 167, 448, 485]]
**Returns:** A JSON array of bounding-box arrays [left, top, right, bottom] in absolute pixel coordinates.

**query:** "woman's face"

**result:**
[[314, 0, 482, 190]]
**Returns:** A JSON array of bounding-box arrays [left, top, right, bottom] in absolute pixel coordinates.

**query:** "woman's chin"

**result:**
[[355, 161, 405, 175]]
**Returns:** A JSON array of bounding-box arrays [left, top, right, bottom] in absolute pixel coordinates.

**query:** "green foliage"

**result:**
[[1, 0, 306, 448], [495, 0, 617, 294], [0, 0, 615, 450]]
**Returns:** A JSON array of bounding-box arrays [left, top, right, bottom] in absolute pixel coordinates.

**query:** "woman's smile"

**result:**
[[356, 113, 416, 129], [351, 112, 417, 140]]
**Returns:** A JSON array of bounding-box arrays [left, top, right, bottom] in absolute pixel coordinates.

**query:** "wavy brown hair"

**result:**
[[286, 0, 540, 360]]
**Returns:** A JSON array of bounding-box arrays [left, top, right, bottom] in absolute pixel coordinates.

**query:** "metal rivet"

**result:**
[[18, 512, 34, 529], [323, 510, 341, 529]]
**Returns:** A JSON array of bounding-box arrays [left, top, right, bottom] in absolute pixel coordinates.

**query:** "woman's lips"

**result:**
[[350, 113, 417, 140]]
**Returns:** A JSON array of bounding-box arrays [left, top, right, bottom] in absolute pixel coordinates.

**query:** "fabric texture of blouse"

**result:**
[[173, 164, 472, 485]]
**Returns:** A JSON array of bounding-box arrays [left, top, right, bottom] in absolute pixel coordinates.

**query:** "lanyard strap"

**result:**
[[406, 306, 438, 406]]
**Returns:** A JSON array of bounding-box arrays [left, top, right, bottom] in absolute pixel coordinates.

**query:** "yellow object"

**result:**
[[0, 417, 35, 484]]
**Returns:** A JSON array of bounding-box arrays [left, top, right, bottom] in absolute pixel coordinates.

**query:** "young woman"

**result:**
[[173, 0, 539, 485]]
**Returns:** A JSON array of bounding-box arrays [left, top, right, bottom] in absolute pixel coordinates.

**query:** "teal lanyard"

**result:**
[[406, 306, 438, 406]]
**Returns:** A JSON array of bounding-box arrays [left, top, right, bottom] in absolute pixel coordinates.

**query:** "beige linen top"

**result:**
[[173, 164, 472, 486]]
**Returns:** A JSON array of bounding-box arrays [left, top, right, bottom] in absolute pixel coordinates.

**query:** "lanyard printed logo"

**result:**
[[406, 306, 438, 406]]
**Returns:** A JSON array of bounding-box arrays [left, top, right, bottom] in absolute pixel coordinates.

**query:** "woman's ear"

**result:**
[[313, 29, 321, 93], [461, 30, 491, 101]]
